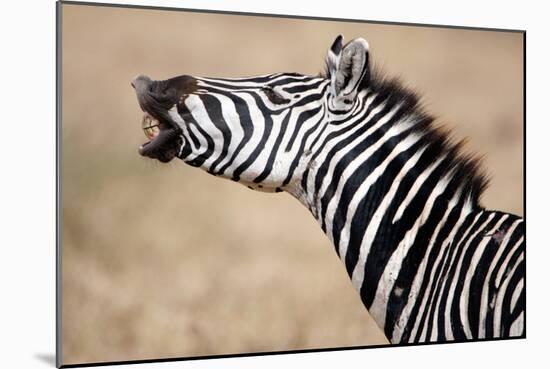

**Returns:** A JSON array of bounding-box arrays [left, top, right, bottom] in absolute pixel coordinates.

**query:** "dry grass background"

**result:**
[[61, 3, 524, 365]]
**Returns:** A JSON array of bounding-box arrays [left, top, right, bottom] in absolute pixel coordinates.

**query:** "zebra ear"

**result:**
[[325, 35, 344, 76], [328, 37, 370, 102]]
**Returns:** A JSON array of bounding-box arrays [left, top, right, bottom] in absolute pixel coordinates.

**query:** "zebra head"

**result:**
[[132, 35, 370, 193]]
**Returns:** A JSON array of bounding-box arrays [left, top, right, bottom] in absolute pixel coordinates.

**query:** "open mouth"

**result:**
[[138, 112, 182, 163], [142, 113, 161, 140]]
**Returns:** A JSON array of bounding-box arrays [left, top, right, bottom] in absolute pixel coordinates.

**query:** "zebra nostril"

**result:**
[[132, 74, 152, 91]]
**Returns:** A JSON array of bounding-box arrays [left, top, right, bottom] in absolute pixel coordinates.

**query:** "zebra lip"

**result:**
[[137, 108, 183, 162], [138, 112, 182, 163], [139, 122, 172, 154], [138, 128, 180, 160]]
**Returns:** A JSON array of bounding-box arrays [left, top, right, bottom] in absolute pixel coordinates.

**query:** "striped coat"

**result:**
[[132, 34, 525, 343]]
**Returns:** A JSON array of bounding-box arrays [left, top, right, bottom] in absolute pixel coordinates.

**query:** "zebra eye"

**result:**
[[261, 86, 290, 105]]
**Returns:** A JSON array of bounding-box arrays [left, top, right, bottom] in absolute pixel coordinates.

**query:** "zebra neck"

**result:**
[[289, 99, 483, 342]]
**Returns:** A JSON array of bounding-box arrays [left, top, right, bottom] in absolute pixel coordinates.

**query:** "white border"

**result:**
[[1, 0, 547, 368]]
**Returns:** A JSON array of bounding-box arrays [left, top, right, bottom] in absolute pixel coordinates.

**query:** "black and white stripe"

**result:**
[[133, 35, 525, 344]]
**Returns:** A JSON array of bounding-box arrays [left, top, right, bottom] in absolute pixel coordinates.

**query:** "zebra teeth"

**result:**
[[142, 113, 161, 140]]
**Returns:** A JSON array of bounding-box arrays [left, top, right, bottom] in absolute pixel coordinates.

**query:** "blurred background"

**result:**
[[61, 3, 524, 365]]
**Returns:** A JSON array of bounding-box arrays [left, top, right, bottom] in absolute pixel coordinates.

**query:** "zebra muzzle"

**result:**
[[138, 112, 182, 163]]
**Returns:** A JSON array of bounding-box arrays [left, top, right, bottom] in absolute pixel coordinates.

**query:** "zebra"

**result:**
[[131, 35, 525, 344]]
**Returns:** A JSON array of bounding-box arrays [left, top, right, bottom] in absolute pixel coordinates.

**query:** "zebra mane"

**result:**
[[322, 63, 490, 209], [372, 67, 489, 209]]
